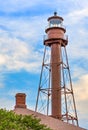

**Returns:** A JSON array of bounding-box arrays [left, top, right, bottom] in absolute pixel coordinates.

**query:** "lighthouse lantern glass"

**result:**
[[49, 18, 62, 27]]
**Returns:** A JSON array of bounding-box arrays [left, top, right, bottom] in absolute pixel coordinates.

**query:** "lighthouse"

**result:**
[[35, 12, 78, 126]]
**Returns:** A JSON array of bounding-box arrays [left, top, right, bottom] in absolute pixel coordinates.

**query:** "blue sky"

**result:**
[[0, 0, 88, 129]]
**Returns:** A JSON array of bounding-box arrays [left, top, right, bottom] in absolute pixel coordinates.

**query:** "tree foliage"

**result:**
[[0, 109, 52, 130]]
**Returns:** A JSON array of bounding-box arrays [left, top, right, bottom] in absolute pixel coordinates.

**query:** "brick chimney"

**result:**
[[15, 93, 27, 108]]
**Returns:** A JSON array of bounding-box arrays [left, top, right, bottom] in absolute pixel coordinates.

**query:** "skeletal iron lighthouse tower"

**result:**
[[35, 12, 78, 126]]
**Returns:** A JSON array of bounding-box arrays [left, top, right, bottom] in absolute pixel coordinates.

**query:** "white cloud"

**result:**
[[0, 35, 42, 73], [0, 15, 47, 73], [0, 0, 43, 12], [74, 74, 88, 101], [0, 16, 46, 42], [63, 6, 88, 64], [73, 74, 88, 125], [71, 66, 86, 80], [0, 82, 4, 88], [68, 8, 88, 24]]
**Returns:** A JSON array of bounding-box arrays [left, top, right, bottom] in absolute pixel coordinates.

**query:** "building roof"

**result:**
[[14, 108, 86, 130]]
